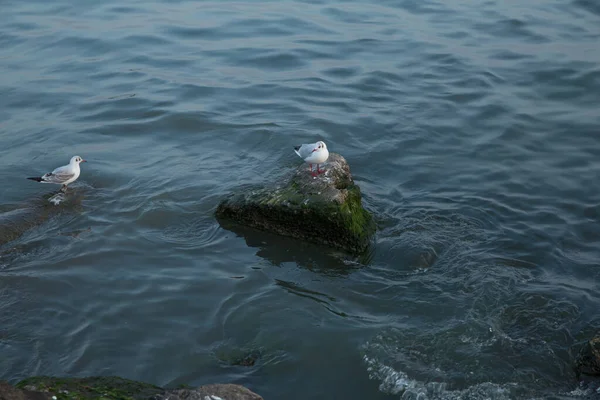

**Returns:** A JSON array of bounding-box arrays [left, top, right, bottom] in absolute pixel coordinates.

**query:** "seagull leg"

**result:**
[[61, 185, 67, 193], [316, 164, 326, 174]]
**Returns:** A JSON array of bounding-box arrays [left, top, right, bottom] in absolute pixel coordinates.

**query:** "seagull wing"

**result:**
[[41, 165, 75, 184], [294, 143, 318, 159]]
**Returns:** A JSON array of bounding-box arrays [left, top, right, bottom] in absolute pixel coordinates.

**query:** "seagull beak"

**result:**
[[311, 148, 317, 153], [81, 159, 87, 163]]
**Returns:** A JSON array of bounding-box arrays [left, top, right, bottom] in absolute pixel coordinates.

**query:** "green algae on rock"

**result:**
[[15, 376, 163, 400], [10, 377, 263, 400], [216, 153, 375, 254]]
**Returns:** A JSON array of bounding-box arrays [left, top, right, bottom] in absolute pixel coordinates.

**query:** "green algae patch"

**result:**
[[216, 153, 375, 254], [15, 376, 163, 400], [338, 183, 374, 241]]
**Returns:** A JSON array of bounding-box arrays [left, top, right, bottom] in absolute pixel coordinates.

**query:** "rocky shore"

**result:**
[[0, 376, 262, 400]]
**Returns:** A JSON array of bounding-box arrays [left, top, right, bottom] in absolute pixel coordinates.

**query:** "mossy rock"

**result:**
[[9, 377, 263, 400], [216, 153, 375, 254], [15, 376, 163, 400]]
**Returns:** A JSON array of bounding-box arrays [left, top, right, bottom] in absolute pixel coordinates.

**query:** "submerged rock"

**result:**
[[575, 333, 600, 377], [8, 376, 262, 400], [0, 189, 86, 247], [0, 207, 42, 246], [216, 153, 375, 254]]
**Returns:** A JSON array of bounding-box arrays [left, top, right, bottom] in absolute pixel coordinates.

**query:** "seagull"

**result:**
[[27, 155, 86, 192], [294, 141, 329, 176]]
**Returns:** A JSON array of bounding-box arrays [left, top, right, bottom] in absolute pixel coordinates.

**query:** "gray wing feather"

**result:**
[[42, 165, 75, 184], [294, 142, 317, 159], [51, 164, 70, 175]]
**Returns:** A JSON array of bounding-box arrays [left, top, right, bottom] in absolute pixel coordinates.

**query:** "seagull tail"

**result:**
[[27, 177, 43, 182], [294, 146, 301, 157]]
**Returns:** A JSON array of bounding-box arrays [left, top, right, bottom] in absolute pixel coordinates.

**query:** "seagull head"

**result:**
[[71, 155, 87, 164], [312, 141, 327, 152]]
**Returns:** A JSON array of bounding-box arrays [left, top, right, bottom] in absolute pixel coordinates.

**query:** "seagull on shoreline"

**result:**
[[28, 155, 86, 192], [294, 141, 329, 177]]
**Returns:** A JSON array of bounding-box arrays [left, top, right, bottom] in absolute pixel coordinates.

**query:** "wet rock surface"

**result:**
[[0, 381, 51, 400], [216, 153, 375, 254], [3, 377, 262, 400], [154, 384, 262, 400], [15, 376, 163, 400], [576, 333, 600, 378]]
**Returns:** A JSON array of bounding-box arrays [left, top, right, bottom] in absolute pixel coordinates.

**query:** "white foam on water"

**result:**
[[564, 382, 600, 398], [363, 354, 575, 400], [364, 354, 600, 399], [48, 192, 66, 205]]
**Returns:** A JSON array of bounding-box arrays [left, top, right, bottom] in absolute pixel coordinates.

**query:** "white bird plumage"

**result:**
[[28, 155, 87, 191], [294, 141, 329, 176]]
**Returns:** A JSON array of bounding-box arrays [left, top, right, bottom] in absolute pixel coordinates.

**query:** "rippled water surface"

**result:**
[[2, 0, 600, 398]]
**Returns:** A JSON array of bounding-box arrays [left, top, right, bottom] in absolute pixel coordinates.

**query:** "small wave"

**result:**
[[573, 0, 600, 17], [364, 354, 520, 399], [363, 352, 596, 399]]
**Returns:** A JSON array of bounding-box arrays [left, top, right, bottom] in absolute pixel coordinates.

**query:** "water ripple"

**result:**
[[2, 0, 600, 398]]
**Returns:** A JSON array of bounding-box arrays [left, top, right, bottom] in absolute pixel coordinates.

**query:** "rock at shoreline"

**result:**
[[14, 376, 163, 400], [215, 153, 375, 254], [155, 384, 262, 400], [575, 333, 600, 377], [0, 381, 50, 400], [2, 376, 263, 400]]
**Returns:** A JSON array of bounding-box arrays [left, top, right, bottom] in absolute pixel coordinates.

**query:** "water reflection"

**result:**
[[217, 217, 373, 274]]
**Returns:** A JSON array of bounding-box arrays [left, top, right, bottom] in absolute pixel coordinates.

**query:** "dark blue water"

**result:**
[[1, 0, 600, 398]]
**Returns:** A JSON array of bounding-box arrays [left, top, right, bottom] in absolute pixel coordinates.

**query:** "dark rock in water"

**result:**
[[575, 333, 600, 377], [154, 384, 263, 400], [234, 355, 258, 367], [217, 349, 260, 367], [216, 153, 375, 254], [15, 376, 163, 400], [0, 381, 51, 400], [9, 377, 263, 400]]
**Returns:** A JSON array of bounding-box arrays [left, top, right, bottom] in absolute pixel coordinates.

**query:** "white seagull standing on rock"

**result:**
[[28, 155, 86, 192], [294, 141, 329, 177]]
